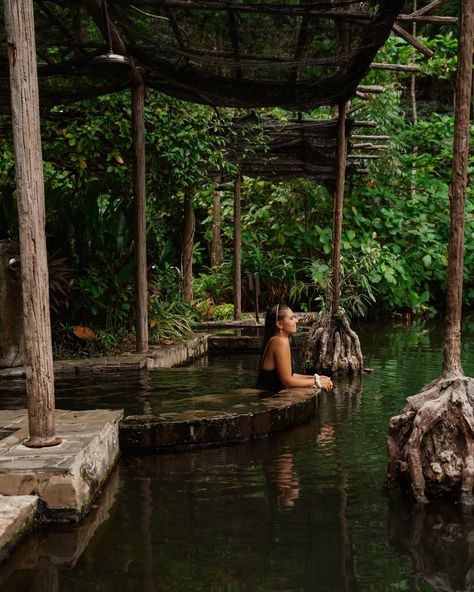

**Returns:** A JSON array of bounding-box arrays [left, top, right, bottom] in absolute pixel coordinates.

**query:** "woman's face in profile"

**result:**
[[280, 308, 298, 335]]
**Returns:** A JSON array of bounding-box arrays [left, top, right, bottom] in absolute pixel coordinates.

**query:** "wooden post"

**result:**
[[442, 0, 473, 377], [233, 173, 242, 320], [331, 102, 347, 316], [132, 83, 148, 353], [4, 0, 60, 447], [181, 188, 195, 303], [210, 175, 224, 269]]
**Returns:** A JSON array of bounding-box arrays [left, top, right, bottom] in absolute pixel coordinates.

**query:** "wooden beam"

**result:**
[[357, 84, 385, 93], [392, 23, 435, 58], [352, 143, 388, 150], [4, 0, 60, 447], [346, 103, 366, 115], [398, 15, 457, 24], [409, 0, 448, 17], [348, 154, 382, 159], [353, 120, 377, 128], [356, 91, 369, 100], [146, 1, 373, 20], [371, 62, 421, 73], [352, 134, 389, 140]]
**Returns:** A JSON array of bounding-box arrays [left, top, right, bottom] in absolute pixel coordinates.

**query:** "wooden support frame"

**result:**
[[392, 23, 435, 58], [371, 62, 421, 73]]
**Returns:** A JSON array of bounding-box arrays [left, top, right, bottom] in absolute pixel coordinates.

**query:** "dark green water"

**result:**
[[1, 315, 474, 591]]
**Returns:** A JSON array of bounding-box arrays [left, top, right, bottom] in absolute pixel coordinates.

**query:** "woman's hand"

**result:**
[[319, 375, 333, 391]]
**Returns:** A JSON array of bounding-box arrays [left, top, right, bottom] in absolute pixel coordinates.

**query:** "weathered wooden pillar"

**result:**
[[4, 0, 60, 446], [132, 83, 148, 353], [181, 188, 195, 303], [331, 101, 347, 315], [233, 173, 242, 320]]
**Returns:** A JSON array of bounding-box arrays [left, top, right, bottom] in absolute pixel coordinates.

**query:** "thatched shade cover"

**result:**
[[0, 0, 404, 110], [225, 115, 356, 187]]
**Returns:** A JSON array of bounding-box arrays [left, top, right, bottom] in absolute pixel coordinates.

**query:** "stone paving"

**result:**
[[0, 408, 122, 562]]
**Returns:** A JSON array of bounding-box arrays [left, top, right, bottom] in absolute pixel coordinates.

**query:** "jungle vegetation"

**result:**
[[0, 28, 473, 353]]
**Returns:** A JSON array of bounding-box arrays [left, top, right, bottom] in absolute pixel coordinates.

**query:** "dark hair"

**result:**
[[259, 303, 290, 368]]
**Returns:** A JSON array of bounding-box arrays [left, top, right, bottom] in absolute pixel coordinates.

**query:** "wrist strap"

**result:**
[[314, 373, 322, 388]]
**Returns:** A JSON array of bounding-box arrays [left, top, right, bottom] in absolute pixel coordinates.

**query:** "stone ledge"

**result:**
[[120, 388, 319, 452], [0, 334, 209, 378], [0, 409, 123, 521], [0, 494, 38, 563]]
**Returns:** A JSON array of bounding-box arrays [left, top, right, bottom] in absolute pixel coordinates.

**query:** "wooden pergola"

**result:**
[[3, 0, 463, 447]]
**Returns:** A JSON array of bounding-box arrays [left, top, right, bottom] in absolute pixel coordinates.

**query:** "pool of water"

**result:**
[[1, 314, 474, 591]]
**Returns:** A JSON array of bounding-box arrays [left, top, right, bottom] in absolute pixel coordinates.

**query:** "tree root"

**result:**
[[385, 374, 474, 503], [301, 308, 363, 375]]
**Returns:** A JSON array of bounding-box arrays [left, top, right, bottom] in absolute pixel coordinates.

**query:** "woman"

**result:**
[[257, 303, 333, 392]]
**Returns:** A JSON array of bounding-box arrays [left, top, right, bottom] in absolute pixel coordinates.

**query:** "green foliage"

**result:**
[[193, 262, 234, 304], [192, 300, 234, 321], [72, 264, 134, 331], [148, 298, 194, 343]]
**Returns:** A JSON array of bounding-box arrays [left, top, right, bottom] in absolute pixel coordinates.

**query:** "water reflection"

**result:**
[[0, 316, 473, 590], [0, 467, 120, 591], [389, 496, 474, 591]]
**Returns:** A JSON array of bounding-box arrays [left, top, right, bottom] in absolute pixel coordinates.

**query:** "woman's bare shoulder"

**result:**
[[269, 336, 290, 352]]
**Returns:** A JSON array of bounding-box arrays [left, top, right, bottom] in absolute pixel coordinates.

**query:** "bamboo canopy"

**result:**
[[225, 115, 359, 189], [0, 0, 404, 111]]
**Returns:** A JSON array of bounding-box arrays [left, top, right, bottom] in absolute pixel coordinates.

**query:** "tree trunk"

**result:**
[[233, 173, 241, 320], [181, 188, 195, 303], [132, 83, 148, 353], [4, 0, 60, 446], [385, 0, 474, 503], [302, 101, 363, 375], [210, 176, 224, 269], [442, 0, 473, 378]]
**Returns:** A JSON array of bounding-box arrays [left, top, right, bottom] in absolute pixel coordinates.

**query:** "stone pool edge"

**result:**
[[120, 388, 320, 452], [0, 333, 209, 378]]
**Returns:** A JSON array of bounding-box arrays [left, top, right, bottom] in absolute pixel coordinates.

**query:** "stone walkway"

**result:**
[[0, 408, 123, 562]]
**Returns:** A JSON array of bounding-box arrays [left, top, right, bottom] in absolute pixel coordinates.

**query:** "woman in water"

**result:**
[[257, 303, 333, 393]]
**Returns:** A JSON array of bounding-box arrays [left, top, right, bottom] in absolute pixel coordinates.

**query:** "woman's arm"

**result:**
[[273, 340, 317, 388], [293, 372, 333, 391]]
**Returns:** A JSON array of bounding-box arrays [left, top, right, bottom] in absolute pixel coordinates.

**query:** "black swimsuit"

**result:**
[[256, 338, 294, 393]]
